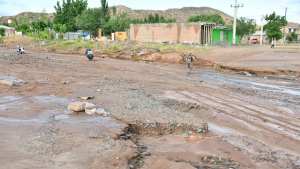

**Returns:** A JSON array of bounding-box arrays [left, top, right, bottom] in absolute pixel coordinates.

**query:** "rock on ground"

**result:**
[[85, 102, 97, 115], [0, 76, 26, 86], [68, 102, 86, 112]]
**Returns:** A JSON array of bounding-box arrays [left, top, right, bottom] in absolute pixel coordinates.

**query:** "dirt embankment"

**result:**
[[2, 36, 300, 77]]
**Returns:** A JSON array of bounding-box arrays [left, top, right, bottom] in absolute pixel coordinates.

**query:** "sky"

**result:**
[[0, 0, 299, 24]]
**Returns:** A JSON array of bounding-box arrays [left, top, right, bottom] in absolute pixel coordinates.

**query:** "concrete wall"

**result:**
[[130, 23, 214, 44]]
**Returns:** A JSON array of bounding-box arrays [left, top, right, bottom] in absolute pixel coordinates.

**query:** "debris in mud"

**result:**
[[240, 71, 254, 77], [173, 156, 240, 169], [119, 121, 209, 169], [79, 96, 95, 100], [128, 143, 150, 169], [119, 121, 208, 139], [62, 80, 70, 85], [0, 76, 26, 86]]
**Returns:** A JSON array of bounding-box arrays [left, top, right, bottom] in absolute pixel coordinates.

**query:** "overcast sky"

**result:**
[[0, 0, 299, 24]]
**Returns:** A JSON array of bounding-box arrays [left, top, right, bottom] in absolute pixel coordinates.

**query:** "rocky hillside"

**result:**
[[0, 12, 54, 25], [1, 5, 233, 25], [114, 5, 233, 24]]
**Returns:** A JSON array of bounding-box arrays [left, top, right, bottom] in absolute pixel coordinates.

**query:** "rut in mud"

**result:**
[[118, 121, 241, 169]]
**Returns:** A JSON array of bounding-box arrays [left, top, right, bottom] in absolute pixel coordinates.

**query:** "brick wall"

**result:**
[[130, 23, 213, 44]]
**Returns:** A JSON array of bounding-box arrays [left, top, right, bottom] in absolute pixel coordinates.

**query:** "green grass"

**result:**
[[139, 42, 211, 54], [45, 40, 94, 52], [102, 43, 125, 54]]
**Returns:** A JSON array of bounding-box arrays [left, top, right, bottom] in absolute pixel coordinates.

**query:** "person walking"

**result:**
[[185, 53, 194, 71]]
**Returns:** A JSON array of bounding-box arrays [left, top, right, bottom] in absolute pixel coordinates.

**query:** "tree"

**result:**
[[103, 13, 130, 35], [16, 24, 31, 34], [54, 0, 88, 32], [188, 14, 225, 25], [32, 21, 48, 32], [0, 28, 5, 37], [100, 0, 110, 22], [264, 12, 287, 41], [132, 14, 176, 24], [286, 32, 298, 42], [76, 8, 103, 36], [236, 17, 256, 39], [53, 23, 67, 33]]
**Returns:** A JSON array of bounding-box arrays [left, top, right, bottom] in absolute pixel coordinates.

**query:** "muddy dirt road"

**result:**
[[0, 47, 300, 169]]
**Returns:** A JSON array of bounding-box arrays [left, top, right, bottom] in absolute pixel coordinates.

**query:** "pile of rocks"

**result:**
[[68, 101, 110, 116]]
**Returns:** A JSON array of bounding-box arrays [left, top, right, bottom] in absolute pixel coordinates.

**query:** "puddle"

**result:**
[[0, 95, 128, 135], [0, 117, 47, 124], [0, 76, 26, 86], [209, 123, 235, 135]]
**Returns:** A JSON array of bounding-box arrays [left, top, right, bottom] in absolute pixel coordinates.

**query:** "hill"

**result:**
[[114, 5, 234, 24], [1, 6, 232, 25], [0, 12, 54, 25]]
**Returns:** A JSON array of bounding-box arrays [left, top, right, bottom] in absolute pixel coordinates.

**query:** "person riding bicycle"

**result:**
[[85, 48, 94, 61], [17, 45, 25, 55]]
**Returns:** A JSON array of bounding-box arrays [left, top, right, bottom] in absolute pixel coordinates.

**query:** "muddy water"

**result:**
[[0, 95, 134, 169], [198, 71, 300, 97], [197, 70, 300, 113], [163, 70, 300, 169]]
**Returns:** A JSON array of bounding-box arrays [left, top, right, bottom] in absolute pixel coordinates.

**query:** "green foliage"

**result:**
[[0, 28, 5, 37], [264, 12, 287, 41], [32, 21, 48, 32], [28, 31, 52, 40], [76, 8, 103, 36], [46, 39, 94, 52], [188, 14, 225, 25], [236, 17, 256, 39], [131, 14, 176, 24], [53, 23, 67, 33], [103, 13, 130, 35], [287, 32, 298, 42], [16, 24, 31, 34], [54, 0, 88, 32], [101, 0, 110, 22]]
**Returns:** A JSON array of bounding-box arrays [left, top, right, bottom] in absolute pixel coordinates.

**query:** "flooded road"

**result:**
[[0, 48, 299, 169]]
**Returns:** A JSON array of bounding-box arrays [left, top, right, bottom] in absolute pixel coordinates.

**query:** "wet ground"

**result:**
[[0, 47, 300, 169]]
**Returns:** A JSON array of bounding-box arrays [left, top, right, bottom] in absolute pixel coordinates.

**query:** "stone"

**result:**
[[95, 108, 110, 117], [68, 102, 86, 112], [79, 96, 94, 100], [242, 71, 252, 77], [85, 103, 97, 115], [0, 76, 26, 86]]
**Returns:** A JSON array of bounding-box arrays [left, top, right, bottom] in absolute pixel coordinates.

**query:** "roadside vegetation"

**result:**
[[1, 0, 289, 49], [264, 12, 288, 42], [8, 0, 176, 40], [188, 14, 225, 25]]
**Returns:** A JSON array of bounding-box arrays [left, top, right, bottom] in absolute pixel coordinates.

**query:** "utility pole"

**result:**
[[260, 16, 264, 46], [283, 7, 288, 44], [231, 0, 244, 45]]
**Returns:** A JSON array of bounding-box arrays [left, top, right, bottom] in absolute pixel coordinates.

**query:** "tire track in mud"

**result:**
[[163, 90, 300, 157], [195, 92, 300, 132], [180, 91, 300, 141], [163, 90, 300, 168]]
